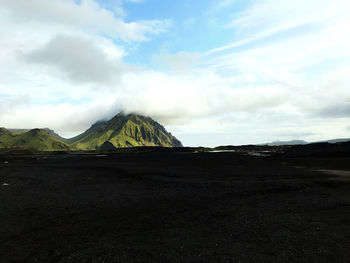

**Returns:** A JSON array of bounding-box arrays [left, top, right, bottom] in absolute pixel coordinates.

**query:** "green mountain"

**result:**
[[0, 113, 183, 151], [9, 128, 67, 141], [0, 128, 71, 151], [68, 112, 183, 150]]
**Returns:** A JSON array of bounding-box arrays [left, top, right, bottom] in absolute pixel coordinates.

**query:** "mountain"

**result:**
[[68, 112, 183, 150], [262, 138, 350, 146], [0, 113, 183, 151], [9, 128, 67, 141], [0, 128, 71, 151], [263, 140, 309, 146], [318, 138, 350, 144]]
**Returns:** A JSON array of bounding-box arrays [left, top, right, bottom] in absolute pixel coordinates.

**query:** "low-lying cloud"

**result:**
[[318, 101, 350, 118]]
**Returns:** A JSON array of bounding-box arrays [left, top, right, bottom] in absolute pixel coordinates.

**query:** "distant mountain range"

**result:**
[[262, 140, 308, 146], [262, 138, 350, 146], [0, 112, 182, 151], [1, 112, 349, 151]]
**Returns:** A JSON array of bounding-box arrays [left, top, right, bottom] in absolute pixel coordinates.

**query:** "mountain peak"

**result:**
[[69, 112, 183, 150]]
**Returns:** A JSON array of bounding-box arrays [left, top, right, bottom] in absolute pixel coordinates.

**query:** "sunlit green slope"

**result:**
[[68, 113, 183, 150], [0, 113, 183, 151], [0, 128, 71, 151]]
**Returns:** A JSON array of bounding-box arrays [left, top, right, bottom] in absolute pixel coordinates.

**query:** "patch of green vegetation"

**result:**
[[0, 128, 71, 151], [0, 112, 183, 151], [69, 112, 183, 150]]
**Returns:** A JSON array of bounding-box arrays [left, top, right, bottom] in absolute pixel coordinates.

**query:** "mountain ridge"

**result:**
[[0, 112, 183, 151], [0, 128, 71, 151], [69, 112, 183, 150], [262, 138, 350, 146]]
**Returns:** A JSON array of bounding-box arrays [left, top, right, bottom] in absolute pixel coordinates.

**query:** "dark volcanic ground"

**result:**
[[0, 150, 349, 262]]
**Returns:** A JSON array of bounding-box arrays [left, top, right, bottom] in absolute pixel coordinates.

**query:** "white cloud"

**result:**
[[0, 0, 169, 42], [153, 51, 202, 74], [24, 35, 125, 85], [228, 0, 350, 37], [205, 0, 350, 119]]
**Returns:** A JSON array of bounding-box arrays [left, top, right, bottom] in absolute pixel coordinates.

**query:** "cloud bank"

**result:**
[[24, 35, 125, 85]]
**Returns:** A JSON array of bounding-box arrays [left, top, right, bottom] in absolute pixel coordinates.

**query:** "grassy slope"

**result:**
[[0, 128, 15, 149], [0, 113, 182, 151], [70, 113, 183, 150], [0, 128, 71, 151]]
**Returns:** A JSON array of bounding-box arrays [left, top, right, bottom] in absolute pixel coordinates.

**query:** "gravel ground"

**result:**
[[0, 151, 349, 262]]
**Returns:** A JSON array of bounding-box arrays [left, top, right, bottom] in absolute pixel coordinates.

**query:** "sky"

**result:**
[[0, 0, 350, 147]]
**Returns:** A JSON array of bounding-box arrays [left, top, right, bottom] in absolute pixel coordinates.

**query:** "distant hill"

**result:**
[[9, 128, 67, 142], [0, 128, 71, 151], [262, 138, 350, 146], [68, 112, 183, 150], [262, 140, 309, 146], [318, 138, 350, 144]]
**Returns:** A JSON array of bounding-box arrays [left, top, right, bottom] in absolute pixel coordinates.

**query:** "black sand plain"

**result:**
[[0, 145, 349, 262]]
